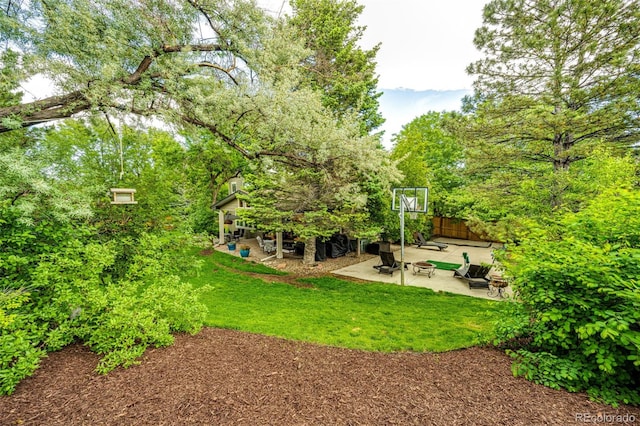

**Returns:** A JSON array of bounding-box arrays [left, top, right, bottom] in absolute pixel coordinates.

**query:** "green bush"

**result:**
[[0, 142, 208, 394], [496, 187, 640, 406], [1, 233, 209, 394], [0, 289, 46, 395]]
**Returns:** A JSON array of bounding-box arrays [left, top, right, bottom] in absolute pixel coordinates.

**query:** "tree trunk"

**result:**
[[552, 132, 573, 172], [551, 131, 574, 208], [303, 237, 316, 265]]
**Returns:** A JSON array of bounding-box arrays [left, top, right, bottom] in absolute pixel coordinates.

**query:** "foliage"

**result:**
[[0, 287, 45, 395], [0, 144, 92, 394], [283, 0, 392, 243], [34, 119, 198, 279], [1, 233, 209, 394], [219, 0, 397, 262], [40, 119, 189, 237], [391, 112, 465, 203], [183, 129, 246, 235], [0, 49, 24, 108], [187, 250, 504, 352], [1, 0, 276, 130], [389, 111, 466, 240], [455, 0, 640, 224], [0, 142, 208, 394], [0, 147, 93, 224], [0, 0, 355, 175], [495, 187, 640, 406], [460, 148, 639, 242], [236, 83, 400, 263], [360, 176, 399, 242], [289, 0, 384, 135]]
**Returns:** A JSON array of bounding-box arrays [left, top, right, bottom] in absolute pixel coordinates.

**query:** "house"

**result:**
[[213, 176, 253, 243], [213, 176, 360, 260]]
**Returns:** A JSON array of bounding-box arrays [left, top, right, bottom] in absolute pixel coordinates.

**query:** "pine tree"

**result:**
[[461, 0, 640, 210]]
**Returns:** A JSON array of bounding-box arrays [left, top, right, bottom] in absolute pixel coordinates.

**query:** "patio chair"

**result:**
[[260, 237, 276, 254], [256, 236, 265, 251], [453, 252, 492, 288], [373, 251, 410, 276], [453, 252, 470, 278], [412, 232, 448, 251]]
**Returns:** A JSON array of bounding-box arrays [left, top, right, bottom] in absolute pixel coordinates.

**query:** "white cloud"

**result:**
[[260, 0, 487, 91], [357, 0, 487, 91]]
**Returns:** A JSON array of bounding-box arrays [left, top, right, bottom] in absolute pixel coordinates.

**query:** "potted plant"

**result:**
[[227, 241, 236, 251], [239, 244, 251, 258]]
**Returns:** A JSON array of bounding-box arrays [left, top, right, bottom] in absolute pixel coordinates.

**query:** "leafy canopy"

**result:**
[[497, 184, 640, 406], [289, 0, 384, 135]]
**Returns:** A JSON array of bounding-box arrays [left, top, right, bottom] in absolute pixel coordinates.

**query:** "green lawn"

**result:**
[[183, 249, 504, 352]]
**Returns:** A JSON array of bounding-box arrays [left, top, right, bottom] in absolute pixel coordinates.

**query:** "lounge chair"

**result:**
[[453, 252, 470, 278], [453, 252, 492, 288], [373, 251, 410, 276], [412, 232, 448, 251]]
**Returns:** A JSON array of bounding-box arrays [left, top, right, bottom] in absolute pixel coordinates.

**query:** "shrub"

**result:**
[[496, 188, 640, 406], [0, 233, 209, 394], [0, 288, 46, 395]]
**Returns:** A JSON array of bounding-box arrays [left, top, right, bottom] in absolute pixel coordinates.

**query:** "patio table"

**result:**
[[488, 275, 509, 298], [412, 261, 436, 278]]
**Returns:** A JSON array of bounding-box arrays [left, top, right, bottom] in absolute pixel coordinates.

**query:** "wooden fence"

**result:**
[[430, 216, 487, 242]]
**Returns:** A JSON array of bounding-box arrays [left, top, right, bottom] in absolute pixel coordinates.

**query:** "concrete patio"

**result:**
[[331, 238, 508, 300]]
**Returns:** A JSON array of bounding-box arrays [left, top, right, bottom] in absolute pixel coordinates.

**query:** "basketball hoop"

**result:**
[[392, 187, 429, 286], [392, 187, 428, 214]]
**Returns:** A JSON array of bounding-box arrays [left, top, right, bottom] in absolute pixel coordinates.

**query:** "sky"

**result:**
[[356, 0, 487, 92], [261, 0, 487, 91], [260, 0, 489, 147]]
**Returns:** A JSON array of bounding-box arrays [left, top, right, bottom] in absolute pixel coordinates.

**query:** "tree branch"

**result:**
[[0, 42, 236, 133], [0, 92, 91, 133]]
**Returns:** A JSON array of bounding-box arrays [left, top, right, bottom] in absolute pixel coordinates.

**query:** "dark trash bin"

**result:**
[[315, 240, 327, 261], [326, 234, 349, 258]]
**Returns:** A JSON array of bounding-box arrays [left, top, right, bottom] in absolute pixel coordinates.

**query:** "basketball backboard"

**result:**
[[391, 187, 428, 214]]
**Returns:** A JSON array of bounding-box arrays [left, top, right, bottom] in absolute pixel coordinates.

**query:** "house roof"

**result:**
[[213, 190, 247, 210]]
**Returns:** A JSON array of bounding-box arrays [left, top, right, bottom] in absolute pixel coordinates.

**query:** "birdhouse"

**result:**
[[110, 188, 137, 204]]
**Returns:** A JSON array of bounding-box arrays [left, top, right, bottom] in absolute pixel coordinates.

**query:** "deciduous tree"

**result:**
[[391, 112, 465, 217], [237, 88, 399, 264], [0, 0, 324, 167]]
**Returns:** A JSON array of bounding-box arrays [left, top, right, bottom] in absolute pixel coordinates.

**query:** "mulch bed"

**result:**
[[2, 328, 639, 425]]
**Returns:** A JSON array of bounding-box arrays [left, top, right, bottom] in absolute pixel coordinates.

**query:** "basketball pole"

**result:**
[[392, 188, 428, 287], [399, 195, 406, 286]]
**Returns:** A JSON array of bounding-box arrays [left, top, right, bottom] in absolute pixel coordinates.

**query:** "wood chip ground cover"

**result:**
[[2, 328, 639, 425]]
